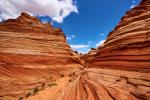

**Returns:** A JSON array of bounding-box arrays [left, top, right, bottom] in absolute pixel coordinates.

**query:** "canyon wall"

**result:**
[[0, 0, 150, 99], [0, 12, 82, 69], [0, 12, 82, 99], [88, 0, 150, 72], [28, 1, 150, 100]]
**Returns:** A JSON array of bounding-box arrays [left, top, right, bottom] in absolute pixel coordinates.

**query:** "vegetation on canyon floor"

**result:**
[[18, 81, 58, 100]]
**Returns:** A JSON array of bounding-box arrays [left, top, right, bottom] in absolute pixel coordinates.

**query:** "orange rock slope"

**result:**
[[0, 0, 150, 100], [88, 0, 150, 71], [0, 12, 82, 99], [0, 12, 82, 68]]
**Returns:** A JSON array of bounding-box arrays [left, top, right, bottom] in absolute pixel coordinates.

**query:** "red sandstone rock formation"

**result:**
[[88, 0, 150, 71], [0, 12, 82, 68], [0, 12, 82, 99], [28, 1, 149, 100], [80, 48, 98, 65], [0, 0, 150, 100]]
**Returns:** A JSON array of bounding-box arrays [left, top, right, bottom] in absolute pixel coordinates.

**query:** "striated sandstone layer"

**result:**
[[80, 48, 98, 66], [0, 12, 82, 67], [27, 0, 150, 100], [28, 68, 150, 100], [0, 0, 150, 100], [88, 0, 150, 71], [0, 12, 82, 99]]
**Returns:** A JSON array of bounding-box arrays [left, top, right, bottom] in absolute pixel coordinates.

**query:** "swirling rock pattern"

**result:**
[[87, 0, 150, 72], [0, 12, 82, 99], [28, 68, 150, 100], [28, 0, 150, 100], [0, 0, 150, 100], [0, 12, 81, 67]]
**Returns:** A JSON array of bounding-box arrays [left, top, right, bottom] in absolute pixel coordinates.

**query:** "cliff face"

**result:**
[[0, 12, 82, 68], [88, 0, 150, 71], [0, 12, 82, 99]]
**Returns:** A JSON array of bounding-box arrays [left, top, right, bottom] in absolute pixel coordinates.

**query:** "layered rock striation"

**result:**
[[88, 0, 150, 71], [0, 12, 82, 68], [28, 68, 150, 100], [28, 1, 150, 100], [80, 48, 98, 66], [0, 0, 150, 100], [0, 12, 82, 99]]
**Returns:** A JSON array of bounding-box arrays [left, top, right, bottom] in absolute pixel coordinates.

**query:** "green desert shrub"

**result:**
[[33, 87, 39, 94], [42, 83, 45, 89], [26, 92, 32, 98], [18, 97, 23, 100], [74, 51, 78, 54], [48, 82, 57, 87]]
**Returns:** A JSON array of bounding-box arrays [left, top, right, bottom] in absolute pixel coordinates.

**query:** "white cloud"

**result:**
[[70, 44, 90, 54], [88, 41, 92, 44], [96, 40, 105, 47], [71, 45, 89, 54], [66, 35, 75, 41], [0, 18, 2, 22], [130, 0, 136, 9], [100, 33, 105, 36], [70, 44, 89, 49], [77, 48, 90, 54], [130, 4, 136, 9], [0, 0, 78, 23], [132, 0, 136, 4]]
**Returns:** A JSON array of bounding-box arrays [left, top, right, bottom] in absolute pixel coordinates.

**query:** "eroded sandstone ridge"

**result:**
[[0, 12, 82, 67], [0, 0, 150, 100], [0, 12, 82, 99], [87, 0, 150, 72]]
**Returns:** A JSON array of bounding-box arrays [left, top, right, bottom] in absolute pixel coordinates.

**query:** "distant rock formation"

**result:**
[[80, 48, 98, 66], [88, 0, 150, 71]]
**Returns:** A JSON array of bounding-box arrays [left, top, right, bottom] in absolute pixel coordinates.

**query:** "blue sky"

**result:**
[[50, 0, 141, 53], [0, 0, 141, 53]]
